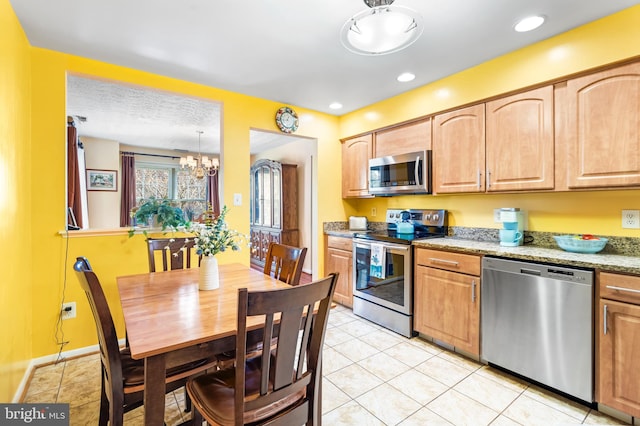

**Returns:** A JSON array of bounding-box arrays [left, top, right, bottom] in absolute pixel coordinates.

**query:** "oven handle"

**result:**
[[353, 240, 411, 252], [415, 156, 421, 185]]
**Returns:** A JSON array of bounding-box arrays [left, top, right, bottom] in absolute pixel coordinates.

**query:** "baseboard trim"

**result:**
[[14, 339, 126, 403]]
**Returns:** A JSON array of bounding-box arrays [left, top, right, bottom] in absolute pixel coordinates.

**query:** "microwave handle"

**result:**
[[415, 156, 421, 184]]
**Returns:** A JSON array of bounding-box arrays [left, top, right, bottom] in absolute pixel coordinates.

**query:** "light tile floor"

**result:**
[[23, 304, 630, 425]]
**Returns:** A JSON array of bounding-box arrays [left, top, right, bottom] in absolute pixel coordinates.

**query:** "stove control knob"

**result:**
[[425, 214, 432, 222], [432, 213, 440, 223]]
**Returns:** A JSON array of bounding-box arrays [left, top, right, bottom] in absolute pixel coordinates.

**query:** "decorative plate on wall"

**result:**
[[275, 106, 298, 133]]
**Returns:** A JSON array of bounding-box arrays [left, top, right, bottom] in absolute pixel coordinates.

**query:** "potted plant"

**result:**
[[128, 197, 189, 236]]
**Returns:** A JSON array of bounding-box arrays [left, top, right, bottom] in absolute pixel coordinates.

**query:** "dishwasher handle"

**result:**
[[520, 268, 542, 276]]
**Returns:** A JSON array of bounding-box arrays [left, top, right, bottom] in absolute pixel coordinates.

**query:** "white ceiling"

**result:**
[[12, 0, 638, 153]]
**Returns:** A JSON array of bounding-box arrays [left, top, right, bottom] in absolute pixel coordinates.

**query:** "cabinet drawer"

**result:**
[[415, 249, 481, 276], [600, 272, 640, 305], [327, 235, 353, 252]]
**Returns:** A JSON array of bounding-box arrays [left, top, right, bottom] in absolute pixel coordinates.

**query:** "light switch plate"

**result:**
[[233, 193, 242, 206]]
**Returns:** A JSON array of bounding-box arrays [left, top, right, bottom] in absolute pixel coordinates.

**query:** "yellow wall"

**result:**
[[27, 50, 339, 362], [0, 0, 32, 402], [341, 5, 640, 236]]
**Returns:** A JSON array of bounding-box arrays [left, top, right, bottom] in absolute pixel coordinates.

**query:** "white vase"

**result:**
[[199, 256, 219, 290]]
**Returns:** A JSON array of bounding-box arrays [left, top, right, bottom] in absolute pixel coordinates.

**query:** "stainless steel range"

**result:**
[[352, 209, 447, 337]]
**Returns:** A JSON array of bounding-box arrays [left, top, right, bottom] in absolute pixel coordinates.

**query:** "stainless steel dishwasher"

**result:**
[[481, 256, 594, 402]]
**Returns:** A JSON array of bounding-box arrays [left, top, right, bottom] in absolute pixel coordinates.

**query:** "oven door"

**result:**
[[352, 238, 412, 315]]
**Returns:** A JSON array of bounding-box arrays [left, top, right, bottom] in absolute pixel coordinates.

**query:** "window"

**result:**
[[135, 163, 207, 221]]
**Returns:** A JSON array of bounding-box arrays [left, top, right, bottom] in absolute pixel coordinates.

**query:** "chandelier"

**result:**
[[179, 131, 219, 179], [340, 0, 424, 56]]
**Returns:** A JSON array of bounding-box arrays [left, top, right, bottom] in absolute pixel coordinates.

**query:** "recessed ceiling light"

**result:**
[[514, 15, 545, 32], [397, 72, 415, 82], [329, 102, 343, 110]]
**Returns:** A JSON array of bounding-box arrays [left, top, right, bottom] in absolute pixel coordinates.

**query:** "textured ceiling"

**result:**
[[67, 75, 221, 153], [14, 0, 637, 153]]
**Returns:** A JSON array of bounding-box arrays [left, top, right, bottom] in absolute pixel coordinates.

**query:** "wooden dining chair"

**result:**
[[147, 237, 199, 272], [186, 273, 338, 426], [73, 256, 218, 425], [263, 242, 307, 286], [216, 242, 308, 368]]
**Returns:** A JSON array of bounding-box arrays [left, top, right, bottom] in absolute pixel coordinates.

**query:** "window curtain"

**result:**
[[120, 152, 136, 227], [67, 118, 83, 228], [207, 173, 220, 216]]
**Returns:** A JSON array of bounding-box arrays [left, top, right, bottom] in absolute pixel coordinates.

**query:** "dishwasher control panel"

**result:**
[[483, 256, 594, 284]]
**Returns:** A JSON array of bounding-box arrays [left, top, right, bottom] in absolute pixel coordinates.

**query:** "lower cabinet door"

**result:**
[[326, 247, 353, 307], [414, 265, 480, 355], [598, 299, 640, 417]]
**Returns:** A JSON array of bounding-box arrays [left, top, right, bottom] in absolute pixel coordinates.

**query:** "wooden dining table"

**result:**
[[117, 263, 292, 426]]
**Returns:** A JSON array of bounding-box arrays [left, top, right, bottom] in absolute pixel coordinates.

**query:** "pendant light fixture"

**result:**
[[179, 131, 219, 179], [341, 0, 424, 56]]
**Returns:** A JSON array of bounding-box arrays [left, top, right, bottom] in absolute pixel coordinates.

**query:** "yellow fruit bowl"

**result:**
[[553, 235, 608, 254]]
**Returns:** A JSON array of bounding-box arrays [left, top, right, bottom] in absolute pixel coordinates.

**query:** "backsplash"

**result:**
[[323, 221, 388, 232]]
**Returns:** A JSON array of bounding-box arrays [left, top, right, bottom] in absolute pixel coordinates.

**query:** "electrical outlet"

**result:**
[[622, 210, 640, 229], [233, 193, 242, 206], [371, 208, 377, 217], [61, 302, 76, 320]]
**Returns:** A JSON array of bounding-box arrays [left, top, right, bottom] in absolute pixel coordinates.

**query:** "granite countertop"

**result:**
[[413, 238, 640, 275], [325, 230, 367, 237], [323, 222, 640, 275]]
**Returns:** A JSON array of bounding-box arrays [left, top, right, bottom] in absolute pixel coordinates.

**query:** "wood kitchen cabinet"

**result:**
[[485, 86, 555, 191], [374, 119, 431, 158], [559, 61, 640, 189], [597, 272, 640, 418], [325, 235, 353, 307], [434, 86, 554, 194], [414, 248, 481, 355], [433, 104, 486, 194], [249, 159, 299, 268], [342, 133, 373, 198]]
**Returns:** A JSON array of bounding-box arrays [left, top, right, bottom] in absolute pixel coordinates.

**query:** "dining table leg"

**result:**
[[144, 353, 166, 426]]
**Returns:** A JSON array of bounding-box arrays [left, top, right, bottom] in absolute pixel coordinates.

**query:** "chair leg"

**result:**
[[98, 377, 109, 426], [191, 405, 203, 425], [184, 389, 192, 413]]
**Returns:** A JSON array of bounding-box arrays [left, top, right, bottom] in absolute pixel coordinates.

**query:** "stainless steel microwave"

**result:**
[[368, 150, 431, 196]]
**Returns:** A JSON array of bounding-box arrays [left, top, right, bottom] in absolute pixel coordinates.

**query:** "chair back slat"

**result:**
[[263, 243, 307, 285], [272, 306, 304, 390], [296, 306, 313, 379], [234, 273, 339, 425], [147, 237, 198, 272], [260, 313, 275, 395]]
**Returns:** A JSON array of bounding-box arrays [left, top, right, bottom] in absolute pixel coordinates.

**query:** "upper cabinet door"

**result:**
[[486, 86, 555, 192], [342, 133, 373, 198], [563, 62, 640, 189], [374, 119, 432, 158], [433, 104, 485, 194]]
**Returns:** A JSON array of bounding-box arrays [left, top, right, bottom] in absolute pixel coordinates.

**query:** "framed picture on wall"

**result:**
[[86, 169, 117, 191]]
